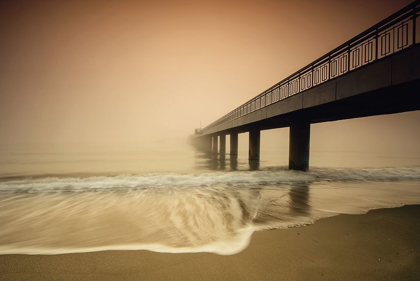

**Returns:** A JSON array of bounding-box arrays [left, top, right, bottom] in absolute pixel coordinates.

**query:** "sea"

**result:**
[[1, 139, 420, 255]]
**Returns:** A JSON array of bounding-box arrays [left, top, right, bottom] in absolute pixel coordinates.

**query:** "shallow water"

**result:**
[[0, 142, 420, 255]]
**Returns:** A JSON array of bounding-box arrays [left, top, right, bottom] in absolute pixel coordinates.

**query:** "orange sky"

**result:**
[[0, 0, 418, 149]]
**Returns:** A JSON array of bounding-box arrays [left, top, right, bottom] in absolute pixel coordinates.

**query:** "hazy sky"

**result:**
[[1, 0, 419, 149]]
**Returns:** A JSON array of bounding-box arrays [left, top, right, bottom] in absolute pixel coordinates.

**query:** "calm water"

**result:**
[[0, 141, 420, 255]]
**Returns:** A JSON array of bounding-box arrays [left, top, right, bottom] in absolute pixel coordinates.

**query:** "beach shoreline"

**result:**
[[1, 204, 419, 281]]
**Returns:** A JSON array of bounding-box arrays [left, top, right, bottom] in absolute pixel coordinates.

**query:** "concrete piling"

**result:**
[[289, 121, 310, 171], [212, 135, 218, 154], [248, 130, 260, 160], [220, 134, 226, 154], [230, 132, 238, 157]]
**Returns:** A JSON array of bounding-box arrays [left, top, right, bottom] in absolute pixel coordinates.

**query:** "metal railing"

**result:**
[[204, 0, 420, 131]]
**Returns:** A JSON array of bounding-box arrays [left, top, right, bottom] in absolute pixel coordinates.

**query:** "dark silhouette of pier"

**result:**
[[191, 1, 420, 171]]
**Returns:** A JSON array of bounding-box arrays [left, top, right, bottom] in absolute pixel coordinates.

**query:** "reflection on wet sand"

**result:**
[[288, 184, 310, 216]]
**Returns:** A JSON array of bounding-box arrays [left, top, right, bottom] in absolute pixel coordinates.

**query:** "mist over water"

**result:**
[[0, 141, 420, 255]]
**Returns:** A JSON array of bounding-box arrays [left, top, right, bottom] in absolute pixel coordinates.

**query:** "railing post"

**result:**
[[328, 55, 331, 80], [311, 64, 314, 87], [298, 72, 301, 93], [375, 28, 379, 61], [347, 45, 351, 72]]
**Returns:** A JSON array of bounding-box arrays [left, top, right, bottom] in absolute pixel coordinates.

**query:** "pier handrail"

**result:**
[[204, 0, 420, 131]]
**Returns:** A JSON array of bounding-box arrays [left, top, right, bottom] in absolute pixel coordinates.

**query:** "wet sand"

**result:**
[[0, 205, 419, 281]]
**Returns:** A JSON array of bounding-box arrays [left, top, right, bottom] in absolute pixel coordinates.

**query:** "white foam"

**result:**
[[0, 226, 255, 256], [1, 166, 420, 194]]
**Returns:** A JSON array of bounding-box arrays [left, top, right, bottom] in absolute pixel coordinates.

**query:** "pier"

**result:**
[[191, 1, 420, 171]]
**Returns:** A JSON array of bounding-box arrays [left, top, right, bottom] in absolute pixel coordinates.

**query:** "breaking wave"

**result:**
[[1, 166, 420, 194]]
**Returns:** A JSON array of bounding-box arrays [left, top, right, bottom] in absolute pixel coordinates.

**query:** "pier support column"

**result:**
[[289, 121, 310, 171], [248, 130, 260, 160], [220, 134, 226, 154], [206, 136, 212, 152], [230, 132, 238, 157], [212, 135, 218, 154]]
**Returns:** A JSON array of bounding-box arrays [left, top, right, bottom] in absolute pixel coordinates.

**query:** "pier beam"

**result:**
[[220, 134, 226, 154], [248, 130, 260, 160], [230, 132, 238, 157], [289, 121, 310, 171], [212, 135, 218, 154]]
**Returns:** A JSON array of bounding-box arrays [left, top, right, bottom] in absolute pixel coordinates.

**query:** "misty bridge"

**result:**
[[191, 1, 420, 171]]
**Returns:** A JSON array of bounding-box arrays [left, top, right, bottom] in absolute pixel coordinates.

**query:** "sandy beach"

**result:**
[[0, 204, 419, 281]]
